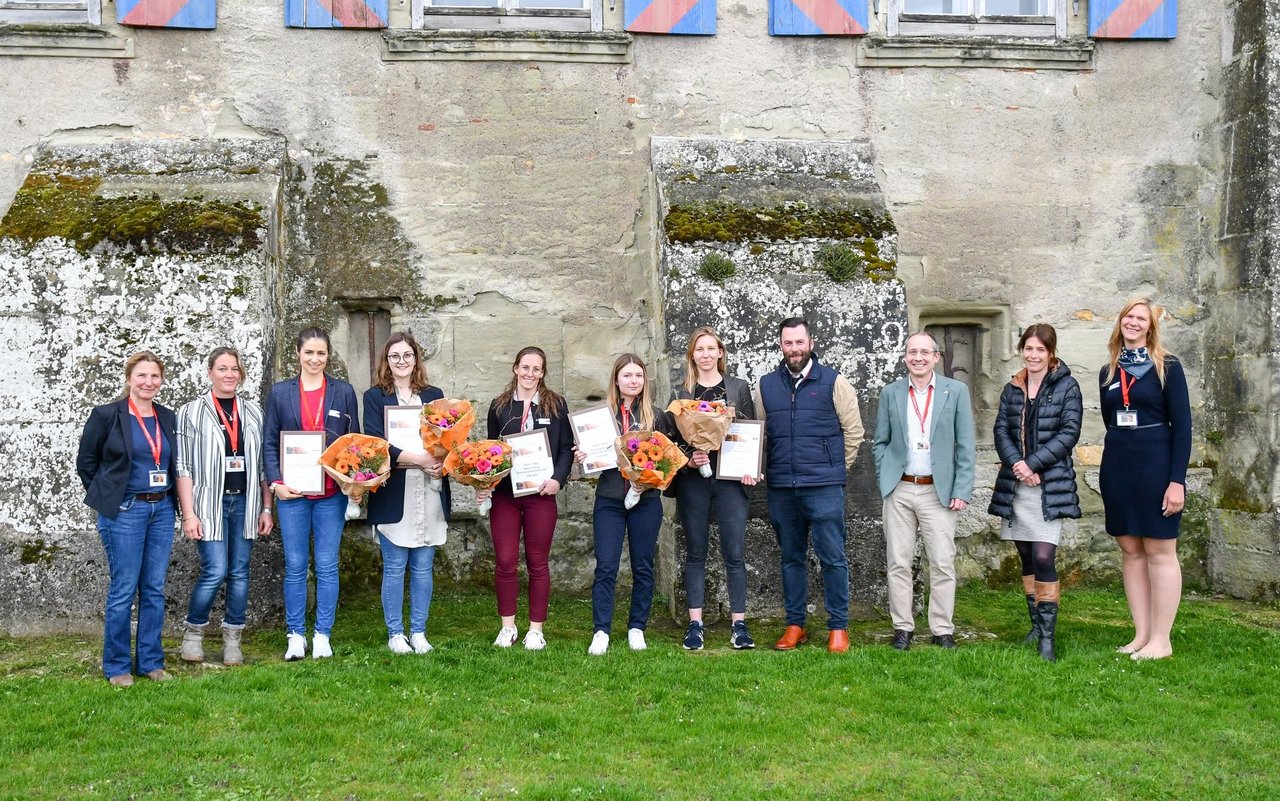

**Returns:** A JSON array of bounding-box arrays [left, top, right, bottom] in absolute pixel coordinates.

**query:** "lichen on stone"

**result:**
[[663, 200, 897, 245]]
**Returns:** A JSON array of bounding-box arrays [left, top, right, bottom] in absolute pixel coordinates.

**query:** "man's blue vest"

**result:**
[[760, 357, 847, 488]]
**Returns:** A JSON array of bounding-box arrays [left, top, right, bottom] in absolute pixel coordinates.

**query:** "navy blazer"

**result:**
[[76, 398, 179, 519], [363, 385, 452, 525], [262, 375, 360, 486]]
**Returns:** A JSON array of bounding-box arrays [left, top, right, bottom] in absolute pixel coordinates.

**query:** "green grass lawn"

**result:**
[[3, 586, 1278, 801]]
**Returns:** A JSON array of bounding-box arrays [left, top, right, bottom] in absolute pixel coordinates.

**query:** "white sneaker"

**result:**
[[388, 634, 412, 654], [628, 628, 647, 651], [312, 632, 332, 659], [588, 631, 610, 656], [409, 633, 433, 654], [493, 626, 518, 648], [523, 629, 546, 651], [284, 632, 306, 662]]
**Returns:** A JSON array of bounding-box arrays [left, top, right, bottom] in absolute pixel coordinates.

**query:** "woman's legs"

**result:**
[[715, 483, 751, 622], [187, 538, 230, 626], [591, 497, 626, 633], [98, 503, 147, 679], [379, 534, 409, 636], [677, 477, 713, 622], [625, 496, 664, 632], [1133, 538, 1180, 659], [135, 498, 175, 675], [310, 493, 346, 637], [406, 545, 436, 636], [276, 497, 315, 636], [521, 495, 557, 629], [490, 490, 522, 629], [1115, 535, 1151, 653], [222, 496, 253, 626]]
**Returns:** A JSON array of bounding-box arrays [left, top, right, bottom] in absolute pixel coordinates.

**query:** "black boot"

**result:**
[[1036, 602, 1058, 662], [1021, 576, 1038, 645]]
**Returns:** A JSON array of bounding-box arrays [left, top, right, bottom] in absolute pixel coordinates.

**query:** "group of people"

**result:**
[[75, 299, 1190, 685]]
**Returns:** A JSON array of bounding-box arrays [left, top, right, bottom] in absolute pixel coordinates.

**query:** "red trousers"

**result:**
[[490, 486, 557, 622]]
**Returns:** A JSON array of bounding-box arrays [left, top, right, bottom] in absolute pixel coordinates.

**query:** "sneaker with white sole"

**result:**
[[312, 632, 333, 659], [493, 626, 518, 648], [683, 620, 705, 651], [284, 632, 306, 662], [409, 633, 433, 654], [731, 620, 756, 650], [588, 631, 610, 655], [523, 629, 546, 651], [628, 628, 647, 651], [388, 634, 412, 654]]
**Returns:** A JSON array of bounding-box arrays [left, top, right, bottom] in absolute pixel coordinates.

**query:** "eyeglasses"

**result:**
[[387, 354, 415, 363], [906, 350, 937, 357], [517, 366, 544, 375]]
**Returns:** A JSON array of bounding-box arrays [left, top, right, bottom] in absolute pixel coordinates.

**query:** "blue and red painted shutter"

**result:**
[[1089, 0, 1176, 39], [625, 0, 716, 35], [769, 0, 866, 36], [285, 0, 388, 28], [116, 0, 216, 28]]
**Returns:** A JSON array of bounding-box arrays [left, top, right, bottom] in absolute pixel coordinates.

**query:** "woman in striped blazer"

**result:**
[[175, 347, 273, 666]]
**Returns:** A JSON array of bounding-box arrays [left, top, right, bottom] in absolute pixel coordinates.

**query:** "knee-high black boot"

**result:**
[[1035, 580, 1059, 663], [1022, 575, 1038, 645]]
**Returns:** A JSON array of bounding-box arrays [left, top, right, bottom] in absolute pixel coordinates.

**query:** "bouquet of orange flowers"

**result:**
[[615, 430, 688, 508], [667, 398, 735, 478], [443, 439, 513, 516], [420, 399, 476, 459], [320, 433, 392, 520]]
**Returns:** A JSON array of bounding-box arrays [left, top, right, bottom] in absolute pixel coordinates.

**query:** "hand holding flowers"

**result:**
[[614, 430, 688, 508], [420, 398, 476, 459], [667, 399, 734, 478], [320, 433, 392, 520], [443, 439, 513, 516]]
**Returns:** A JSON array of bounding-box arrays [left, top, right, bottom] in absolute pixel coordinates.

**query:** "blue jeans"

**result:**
[[378, 534, 435, 637], [97, 495, 175, 678], [277, 492, 345, 637], [185, 493, 254, 627], [768, 485, 849, 630], [591, 493, 663, 633]]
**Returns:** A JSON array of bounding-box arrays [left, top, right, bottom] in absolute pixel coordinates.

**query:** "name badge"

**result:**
[[1116, 411, 1138, 428], [1108, 382, 1120, 391], [225, 456, 246, 473], [537, 418, 551, 425], [148, 470, 169, 487], [328, 409, 341, 418], [914, 441, 930, 452]]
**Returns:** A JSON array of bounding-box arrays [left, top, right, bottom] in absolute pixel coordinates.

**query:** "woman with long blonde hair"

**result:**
[[1098, 299, 1191, 660]]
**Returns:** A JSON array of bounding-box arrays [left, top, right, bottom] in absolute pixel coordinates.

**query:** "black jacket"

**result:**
[[988, 363, 1083, 522], [76, 398, 179, 519], [487, 393, 575, 491], [666, 374, 755, 498], [362, 386, 452, 525]]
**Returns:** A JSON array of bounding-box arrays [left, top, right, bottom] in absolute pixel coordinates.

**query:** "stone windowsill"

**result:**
[[382, 28, 631, 64], [0, 23, 133, 58], [857, 35, 1094, 71]]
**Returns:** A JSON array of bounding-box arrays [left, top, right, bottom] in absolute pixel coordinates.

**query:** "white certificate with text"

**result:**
[[717, 420, 764, 482], [280, 431, 326, 495], [384, 405, 425, 464], [505, 428, 555, 497], [569, 402, 620, 477]]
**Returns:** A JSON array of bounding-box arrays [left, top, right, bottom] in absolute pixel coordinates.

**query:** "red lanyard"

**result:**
[[299, 377, 326, 431], [212, 393, 240, 453], [520, 399, 533, 431], [621, 403, 632, 432], [909, 384, 933, 435], [1119, 369, 1135, 410], [128, 398, 163, 468]]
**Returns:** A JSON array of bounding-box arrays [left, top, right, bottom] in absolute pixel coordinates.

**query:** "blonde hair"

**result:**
[[1105, 298, 1172, 386], [120, 351, 165, 398], [683, 326, 728, 393], [607, 353, 655, 430]]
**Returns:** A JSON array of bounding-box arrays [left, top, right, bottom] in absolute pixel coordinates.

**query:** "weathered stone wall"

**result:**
[[1, 0, 1271, 635]]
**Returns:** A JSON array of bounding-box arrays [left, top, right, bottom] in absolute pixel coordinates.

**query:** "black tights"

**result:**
[[1016, 541, 1058, 583]]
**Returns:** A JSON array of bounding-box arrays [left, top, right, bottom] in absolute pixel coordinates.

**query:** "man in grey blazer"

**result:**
[[872, 332, 976, 650]]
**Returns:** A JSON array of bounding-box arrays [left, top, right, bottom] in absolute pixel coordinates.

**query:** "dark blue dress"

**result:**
[[1098, 358, 1192, 539]]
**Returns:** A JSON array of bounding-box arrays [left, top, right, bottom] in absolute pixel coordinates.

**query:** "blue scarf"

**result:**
[[1118, 347, 1154, 379]]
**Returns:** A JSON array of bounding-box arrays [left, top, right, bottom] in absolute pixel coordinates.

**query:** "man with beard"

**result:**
[[755, 317, 864, 653]]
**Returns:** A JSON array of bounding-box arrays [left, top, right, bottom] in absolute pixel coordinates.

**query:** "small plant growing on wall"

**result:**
[[699, 251, 737, 283], [817, 243, 864, 283]]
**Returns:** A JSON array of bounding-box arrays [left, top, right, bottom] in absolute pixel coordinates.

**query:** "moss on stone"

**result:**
[[664, 200, 897, 245], [698, 251, 736, 283], [0, 173, 264, 254], [816, 243, 863, 282], [19, 539, 65, 566]]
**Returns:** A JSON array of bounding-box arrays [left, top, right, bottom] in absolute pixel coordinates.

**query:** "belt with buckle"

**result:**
[[901, 474, 934, 485], [134, 491, 168, 502], [224, 489, 244, 495]]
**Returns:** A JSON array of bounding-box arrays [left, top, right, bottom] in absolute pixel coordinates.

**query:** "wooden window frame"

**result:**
[[887, 0, 1067, 39], [0, 0, 100, 24], [413, 0, 604, 32]]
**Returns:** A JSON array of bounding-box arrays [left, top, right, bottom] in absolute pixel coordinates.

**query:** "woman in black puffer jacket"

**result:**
[[988, 324, 1082, 662]]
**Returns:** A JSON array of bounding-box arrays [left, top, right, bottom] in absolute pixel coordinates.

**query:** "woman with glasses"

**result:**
[[363, 332, 452, 654], [481, 346, 574, 649]]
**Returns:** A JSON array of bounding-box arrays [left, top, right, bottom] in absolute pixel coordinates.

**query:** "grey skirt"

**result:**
[[999, 483, 1062, 545]]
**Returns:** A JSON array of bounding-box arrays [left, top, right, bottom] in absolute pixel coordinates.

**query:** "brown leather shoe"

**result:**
[[108, 674, 134, 687], [144, 669, 174, 682], [828, 629, 850, 653], [774, 625, 808, 650]]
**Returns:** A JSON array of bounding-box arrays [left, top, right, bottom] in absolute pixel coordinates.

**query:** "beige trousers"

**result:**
[[884, 481, 958, 635]]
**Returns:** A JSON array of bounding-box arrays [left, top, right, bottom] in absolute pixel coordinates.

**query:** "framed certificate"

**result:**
[[280, 431, 326, 495], [384, 405, 425, 465], [569, 402, 620, 477], [505, 428, 555, 498], [717, 420, 764, 482]]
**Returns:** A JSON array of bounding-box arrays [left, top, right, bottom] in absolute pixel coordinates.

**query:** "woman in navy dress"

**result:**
[[1099, 299, 1192, 661]]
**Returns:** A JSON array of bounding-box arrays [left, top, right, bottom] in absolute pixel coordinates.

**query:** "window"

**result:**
[[888, 0, 1066, 38], [0, 0, 100, 24], [413, 0, 602, 32]]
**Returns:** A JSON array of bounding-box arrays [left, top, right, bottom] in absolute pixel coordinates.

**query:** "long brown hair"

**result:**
[[683, 326, 728, 393], [120, 351, 165, 398], [1017, 324, 1061, 374], [607, 353, 655, 430], [1105, 298, 1172, 386], [373, 332, 430, 394], [492, 346, 565, 417]]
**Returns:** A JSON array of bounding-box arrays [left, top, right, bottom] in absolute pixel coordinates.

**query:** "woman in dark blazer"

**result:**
[[362, 332, 452, 655], [482, 345, 574, 651], [76, 351, 180, 687], [263, 327, 360, 661], [668, 326, 758, 652]]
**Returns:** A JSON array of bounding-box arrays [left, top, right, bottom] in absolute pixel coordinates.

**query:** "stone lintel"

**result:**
[[857, 35, 1094, 71], [0, 23, 132, 58], [382, 28, 632, 64]]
